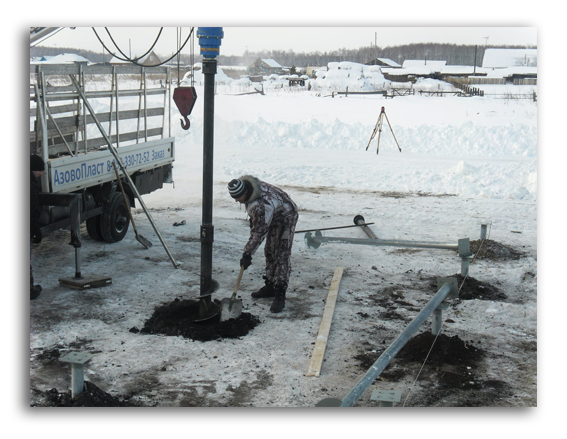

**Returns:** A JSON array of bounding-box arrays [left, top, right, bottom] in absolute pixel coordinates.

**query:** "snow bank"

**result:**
[[182, 62, 234, 85], [127, 69, 537, 204]]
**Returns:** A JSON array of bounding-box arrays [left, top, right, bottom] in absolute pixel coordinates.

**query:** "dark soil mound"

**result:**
[[470, 239, 524, 261], [397, 332, 483, 366], [454, 274, 507, 301], [428, 274, 506, 301], [354, 333, 483, 371], [136, 298, 261, 342], [33, 381, 138, 407]]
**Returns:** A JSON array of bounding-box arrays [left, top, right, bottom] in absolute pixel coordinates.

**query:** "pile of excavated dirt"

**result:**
[[428, 274, 507, 301], [352, 332, 510, 407], [470, 239, 525, 261], [354, 332, 483, 371], [31, 382, 139, 407], [396, 332, 484, 365], [134, 298, 261, 342]]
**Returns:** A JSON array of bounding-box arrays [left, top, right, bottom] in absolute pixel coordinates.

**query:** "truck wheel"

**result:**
[[86, 216, 104, 241], [101, 193, 130, 243]]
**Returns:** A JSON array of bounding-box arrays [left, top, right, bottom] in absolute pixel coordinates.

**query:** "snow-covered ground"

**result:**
[[26, 66, 541, 432]]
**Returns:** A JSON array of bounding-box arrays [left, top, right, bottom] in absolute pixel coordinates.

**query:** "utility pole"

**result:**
[[375, 32, 377, 61]]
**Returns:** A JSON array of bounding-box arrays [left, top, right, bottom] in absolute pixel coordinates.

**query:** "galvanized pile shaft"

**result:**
[[340, 283, 452, 407]]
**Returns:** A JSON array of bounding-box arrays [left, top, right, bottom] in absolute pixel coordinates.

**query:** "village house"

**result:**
[[30, 53, 91, 65], [248, 58, 284, 76], [110, 50, 162, 66], [380, 60, 447, 82], [365, 58, 401, 68]]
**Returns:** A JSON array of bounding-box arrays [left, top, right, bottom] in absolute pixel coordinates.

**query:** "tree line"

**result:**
[[31, 42, 535, 69]]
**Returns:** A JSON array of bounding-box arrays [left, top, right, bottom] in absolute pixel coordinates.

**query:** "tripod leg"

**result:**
[[366, 118, 380, 151], [383, 112, 402, 152], [376, 114, 384, 154]]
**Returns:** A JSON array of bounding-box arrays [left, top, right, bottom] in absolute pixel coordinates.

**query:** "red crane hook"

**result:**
[[173, 86, 198, 131]]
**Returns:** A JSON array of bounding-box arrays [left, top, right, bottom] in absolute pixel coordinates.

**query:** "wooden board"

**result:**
[[306, 267, 344, 377]]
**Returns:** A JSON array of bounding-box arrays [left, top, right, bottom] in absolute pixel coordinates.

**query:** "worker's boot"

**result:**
[[30, 267, 41, 300], [251, 277, 275, 298], [270, 287, 286, 313]]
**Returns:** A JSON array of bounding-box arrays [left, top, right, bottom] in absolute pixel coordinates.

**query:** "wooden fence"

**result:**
[[444, 77, 485, 96], [513, 78, 537, 85], [446, 76, 505, 85]]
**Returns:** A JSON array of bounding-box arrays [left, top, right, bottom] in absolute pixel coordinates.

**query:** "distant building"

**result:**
[[109, 56, 130, 65], [482, 49, 537, 68], [365, 58, 401, 68], [110, 50, 162, 66], [248, 58, 283, 75], [137, 51, 161, 66], [30, 53, 91, 65], [381, 60, 447, 82], [402, 60, 447, 70]]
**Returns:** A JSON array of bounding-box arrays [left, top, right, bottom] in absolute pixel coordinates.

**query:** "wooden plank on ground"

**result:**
[[306, 267, 344, 377]]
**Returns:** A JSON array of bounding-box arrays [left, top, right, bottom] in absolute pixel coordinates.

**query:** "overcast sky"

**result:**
[[34, 26, 537, 59]]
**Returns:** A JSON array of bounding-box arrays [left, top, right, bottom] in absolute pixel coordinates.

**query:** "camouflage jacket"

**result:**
[[240, 175, 298, 255]]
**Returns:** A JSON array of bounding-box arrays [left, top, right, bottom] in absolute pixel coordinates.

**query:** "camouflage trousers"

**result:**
[[264, 211, 299, 291]]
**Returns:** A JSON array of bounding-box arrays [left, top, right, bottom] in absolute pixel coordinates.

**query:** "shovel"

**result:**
[[220, 266, 245, 322], [112, 162, 153, 249]]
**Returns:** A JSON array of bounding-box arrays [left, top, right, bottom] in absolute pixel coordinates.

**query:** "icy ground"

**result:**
[[24, 70, 544, 433]]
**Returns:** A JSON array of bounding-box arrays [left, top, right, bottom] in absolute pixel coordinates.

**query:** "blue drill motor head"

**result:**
[[197, 27, 224, 58]]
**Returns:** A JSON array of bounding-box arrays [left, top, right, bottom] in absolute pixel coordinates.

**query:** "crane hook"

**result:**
[[181, 115, 191, 130]]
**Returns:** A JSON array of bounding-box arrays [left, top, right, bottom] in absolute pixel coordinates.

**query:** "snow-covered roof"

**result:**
[[402, 60, 446, 70], [261, 59, 282, 68], [482, 49, 537, 68], [482, 66, 537, 78], [439, 66, 479, 75], [31, 53, 90, 64], [109, 56, 129, 64], [377, 58, 401, 67]]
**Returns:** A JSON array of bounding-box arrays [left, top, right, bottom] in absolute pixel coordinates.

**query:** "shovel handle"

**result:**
[[233, 266, 245, 295]]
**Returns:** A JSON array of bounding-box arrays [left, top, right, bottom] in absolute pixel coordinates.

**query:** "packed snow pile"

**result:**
[[183, 61, 392, 93], [311, 61, 390, 91], [182, 62, 235, 85]]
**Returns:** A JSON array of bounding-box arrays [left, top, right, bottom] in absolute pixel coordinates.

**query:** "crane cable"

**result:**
[[105, 27, 162, 62], [91, 27, 194, 67], [176, 27, 181, 85]]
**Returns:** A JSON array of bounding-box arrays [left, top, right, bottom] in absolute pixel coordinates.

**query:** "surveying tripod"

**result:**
[[365, 106, 401, 154]]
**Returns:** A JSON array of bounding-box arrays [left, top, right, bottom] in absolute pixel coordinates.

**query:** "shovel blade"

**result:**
[[220, 297, 243, 322], [136, 233, 153, 249]]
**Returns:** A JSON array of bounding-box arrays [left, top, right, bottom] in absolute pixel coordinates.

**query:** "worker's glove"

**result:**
[[31, 226, 42, 244], [240, 251, 252, 270]]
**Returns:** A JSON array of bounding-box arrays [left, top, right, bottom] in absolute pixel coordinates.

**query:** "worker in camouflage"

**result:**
[[228, 175, 299, 313]]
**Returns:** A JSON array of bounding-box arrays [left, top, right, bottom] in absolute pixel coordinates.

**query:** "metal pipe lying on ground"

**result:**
[[305, 234, 459, 251], [353, 214, 378, 239], [296, 222, 374, 234]]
